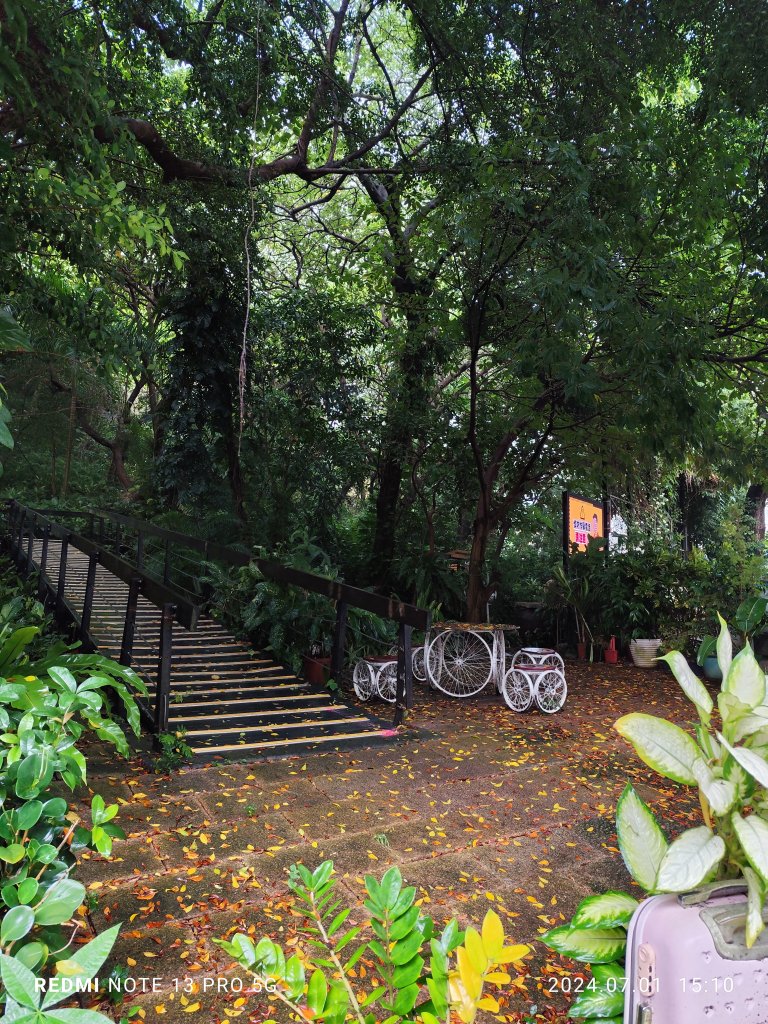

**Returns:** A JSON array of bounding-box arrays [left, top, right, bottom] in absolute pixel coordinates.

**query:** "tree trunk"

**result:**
[[745, 484, 766, 541], [465, 511, 492, 623], [107, 440, 133, 491]]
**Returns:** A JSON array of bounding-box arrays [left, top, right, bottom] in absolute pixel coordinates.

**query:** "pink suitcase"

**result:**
[[624, 881, 768, 1023]]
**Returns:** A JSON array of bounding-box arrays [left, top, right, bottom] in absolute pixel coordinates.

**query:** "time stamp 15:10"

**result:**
[[547, 976, 739, 995]]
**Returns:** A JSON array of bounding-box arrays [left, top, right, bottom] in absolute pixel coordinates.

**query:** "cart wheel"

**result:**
[[352, 661, 375, 701], [427, 630, 493, 697], [501, 667, 534, 713], [412, 645, 428, 684], [376, 662, 398, 703], [534, 670, 568, 713]]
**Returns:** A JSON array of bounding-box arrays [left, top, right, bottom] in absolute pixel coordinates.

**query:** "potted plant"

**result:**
[[548, 566, 594, 659], [302, 640, 331, 684], [604, 635, 619, 664], [629, 635, 662, 667], [697, 595, 768, 681]]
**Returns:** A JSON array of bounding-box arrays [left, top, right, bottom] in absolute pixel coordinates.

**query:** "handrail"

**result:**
[[9, 501, 431, 725], [91, 507, 430, 629], [90, 507, 429, 722], [8, 502, 200, 630]]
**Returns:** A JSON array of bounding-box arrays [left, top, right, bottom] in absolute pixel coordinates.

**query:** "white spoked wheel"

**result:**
[[427, 630, 493, 697], [534, 670, 568, 714], [352, 661, 375, 701], [512, 647, 564, 671], [501, 667, 534, 713], [376, 662, 398, 703], [412, 645, 428, 684]]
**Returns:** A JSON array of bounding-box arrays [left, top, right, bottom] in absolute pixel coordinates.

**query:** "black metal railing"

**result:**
[[6, 502, 431, 727], [5, 501, 200, 736]]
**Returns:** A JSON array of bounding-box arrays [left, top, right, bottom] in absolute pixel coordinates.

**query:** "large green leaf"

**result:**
[[716, 613, 733, 682], [0, 628, 39, 675], [1, 905, 34, 944], [0, 308, 29, 354], [15, 748, 54, 799], [659, 652, 712, 718], [734, 598, 768, 637], [717, 733, 768, 790], [0, 953, 39, 1009], [743, 866, 766, 949], [615, 714, 702, 784], [569, 982, 624, 1019], [42, 925, 121, 1009], [724, 645, 765, 710], [541, 925, 626, 963], [34, 878, 85, 926], [616, 783, 667, 891], [732, 812, 768, 886], [572, 891, 639, 929], [655, 827, 725, 892], [306, 968, 328, 1016]]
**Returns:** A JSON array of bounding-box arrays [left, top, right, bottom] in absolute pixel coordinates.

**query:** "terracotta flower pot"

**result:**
[[604, 648, 618, 664], [303, 654, 331, 685], [577, 642, 587, 660]]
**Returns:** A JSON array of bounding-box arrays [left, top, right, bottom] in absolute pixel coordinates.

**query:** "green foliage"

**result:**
[[698, 595, 768, 664], [551, 517, 766, 650], [543, 617, 768, 1020], [215, 860, 529, 1024], [0, 567, 148, 1017], [615, 622, 768, 948], [206, 536, 395, 674], [154, 730, 193, 773], [0, 633, 147, 799]]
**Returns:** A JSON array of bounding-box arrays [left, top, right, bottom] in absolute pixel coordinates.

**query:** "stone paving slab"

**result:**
[[78, 662, 703, 1023]]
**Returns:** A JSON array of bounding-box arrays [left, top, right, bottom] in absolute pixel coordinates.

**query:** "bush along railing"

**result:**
[[0, 620, 147, 1022], [542, 614, 768, 1022], [216, 860, 530, 1024]]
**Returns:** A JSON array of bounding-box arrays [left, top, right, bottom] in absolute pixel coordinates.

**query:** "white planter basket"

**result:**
[[630, 638, 662, 668]]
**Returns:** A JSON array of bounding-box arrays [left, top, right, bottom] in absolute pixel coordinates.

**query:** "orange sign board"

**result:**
[[567, 494, 604, 552]]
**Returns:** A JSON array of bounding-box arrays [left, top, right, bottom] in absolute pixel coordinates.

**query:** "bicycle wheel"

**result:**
[[501, 667, 534, 713], [534, 670, 567, 714], [412, 645, 428, 683], [427, 630, 493, 697], [376, 662, 398, 703], [352, 661, 375, 701]]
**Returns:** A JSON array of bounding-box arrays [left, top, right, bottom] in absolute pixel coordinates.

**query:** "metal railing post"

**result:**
[[120, 576, 141, 666], [80, 549, 99, 640], [25, 514, 35, 574], [55, 534, 69, 617], [38, 523, 51, 599], [154, 603, 175, 733], [393, 621, 413, 727]]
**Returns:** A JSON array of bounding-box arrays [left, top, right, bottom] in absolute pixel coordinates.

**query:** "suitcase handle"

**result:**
[[678, 879, 748, 906]]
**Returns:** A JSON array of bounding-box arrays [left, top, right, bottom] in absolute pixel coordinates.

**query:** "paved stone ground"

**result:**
[[74, 661, 703, 1024]]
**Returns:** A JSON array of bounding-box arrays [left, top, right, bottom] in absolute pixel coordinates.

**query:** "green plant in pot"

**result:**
[[542, 615, 768, 1021], [697, 596, 768, 682], [548, 566, 594, 659]]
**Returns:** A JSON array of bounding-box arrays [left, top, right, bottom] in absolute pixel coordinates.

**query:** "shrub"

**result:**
[[0, 606, 147, 1019], [206, 537, 395, 674], [216, 860, 529, 1024]]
